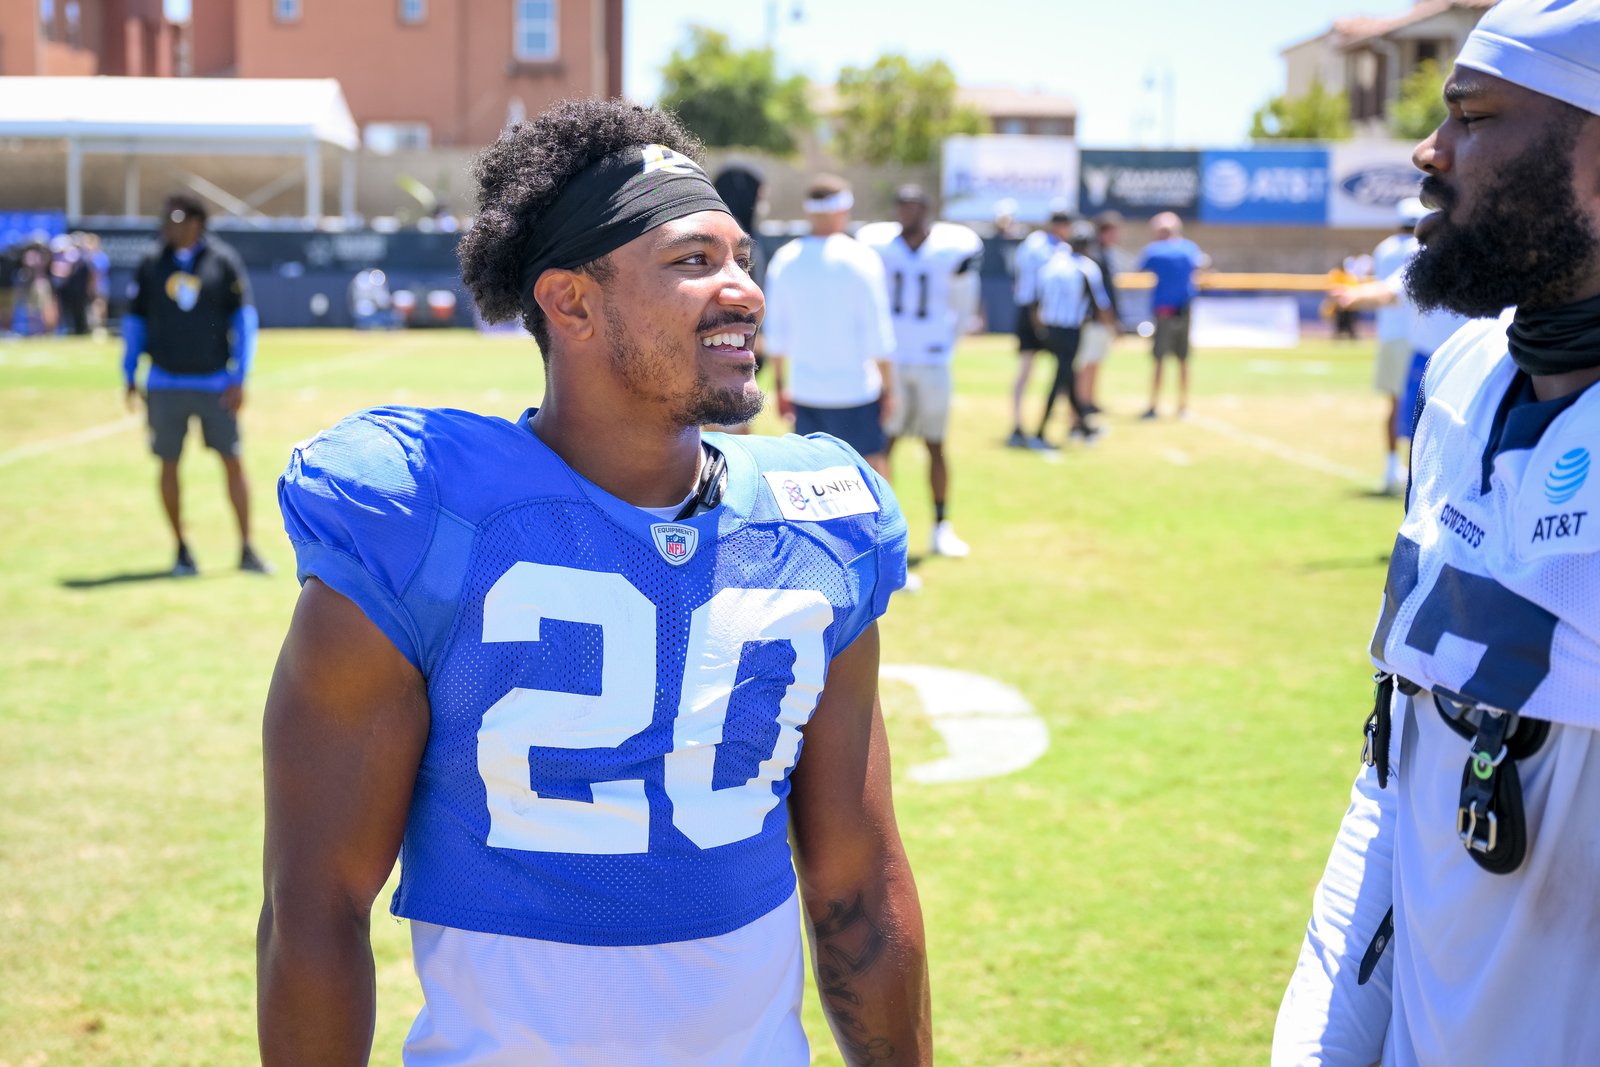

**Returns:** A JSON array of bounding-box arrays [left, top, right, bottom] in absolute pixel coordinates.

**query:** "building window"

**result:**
[[514, 0, 558, 62], [364, 122, 432, 154], [399, 0, 425, 24], [40, 0, 57, 40], [273, 0, 301, 23]]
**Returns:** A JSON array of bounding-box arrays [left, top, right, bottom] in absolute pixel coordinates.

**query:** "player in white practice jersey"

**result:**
[[858, 185, 985, 558], [1274, 3, 1600, 1064]]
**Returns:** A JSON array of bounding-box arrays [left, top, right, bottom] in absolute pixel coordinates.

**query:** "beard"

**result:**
[[1406, 114, 1600, 317], [603, 310, 764, 428]]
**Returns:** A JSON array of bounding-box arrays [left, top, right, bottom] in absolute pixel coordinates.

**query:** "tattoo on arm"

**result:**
[[814, 894, 896, 1065]]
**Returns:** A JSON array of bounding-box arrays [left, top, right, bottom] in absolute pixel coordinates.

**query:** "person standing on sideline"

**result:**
[[257, 100, 930, 1066], [1006, 209, 1072, 446], [858, 184, 985, 558], [1034, 222, 1115, 446], [1331, 197, 1428, 494], [764, 174, 897, 478], [1274, 3, 1600, 1064], [123, 193, 269, 576], [1075, 211, 1124, 417], [1137, 211, 1209, 419]]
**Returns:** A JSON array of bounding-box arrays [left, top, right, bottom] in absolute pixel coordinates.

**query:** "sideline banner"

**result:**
[[1198, 148, 1329, 225], [1079, 150, 1200, 220], [941, 135, 1077, 224], [1328, 141, 1424, 228], [1191, 294, 1301, 348]]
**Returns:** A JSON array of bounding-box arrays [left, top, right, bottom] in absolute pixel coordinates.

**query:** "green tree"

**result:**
[[832, 54, 985, 166], [658, 26, 811, 155], [1249, 81, 1353, 140], [1389, 59, 1448, 140]]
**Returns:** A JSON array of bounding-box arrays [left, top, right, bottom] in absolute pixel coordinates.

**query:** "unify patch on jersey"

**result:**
[[762, 466, 881, 522], [649, 522, 699, 565]]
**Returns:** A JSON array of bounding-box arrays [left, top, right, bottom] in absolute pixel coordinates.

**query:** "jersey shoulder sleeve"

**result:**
[[279, 406, 443, 670], [1422, 313, 1511, 405], [854, 221, 896, 251], [732, 432, 908, 646], [936, 222, 984, 260]]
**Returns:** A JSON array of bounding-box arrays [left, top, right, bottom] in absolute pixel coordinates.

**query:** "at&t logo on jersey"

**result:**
[[1527, 449, 1591, 548], [650, 522, 698, 565], [1544, 448, 1590, 505], [763, 466, 881, 522]]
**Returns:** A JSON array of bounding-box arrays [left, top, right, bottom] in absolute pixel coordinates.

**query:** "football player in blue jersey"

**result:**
[[257, 99, 930, 1066], [1274, 3, 1600, 1064]]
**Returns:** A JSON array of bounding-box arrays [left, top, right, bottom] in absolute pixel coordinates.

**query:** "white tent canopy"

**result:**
[[0, 77, 360, 221]]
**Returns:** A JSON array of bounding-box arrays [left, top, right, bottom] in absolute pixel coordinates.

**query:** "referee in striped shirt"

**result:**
[[1033, 222, 1115, 445]]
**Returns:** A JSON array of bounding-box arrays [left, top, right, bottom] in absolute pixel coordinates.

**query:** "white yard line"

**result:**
[[0, 415, 142, 468], [1183, 412, 1369, 484], [0, 345, 397, 468]]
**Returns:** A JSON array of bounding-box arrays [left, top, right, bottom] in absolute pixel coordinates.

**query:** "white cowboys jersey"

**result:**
[[1274, 314, 1600, 1067], [857, 221, 984, 365]]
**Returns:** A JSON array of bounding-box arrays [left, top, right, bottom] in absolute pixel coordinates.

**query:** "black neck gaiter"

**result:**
[[1507, 291, 1600, 376]]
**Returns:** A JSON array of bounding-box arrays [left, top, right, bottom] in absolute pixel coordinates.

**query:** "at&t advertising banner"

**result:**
[[1079, 150, 1201, 219], [941, 135, 1078, 224], [1198, 148, 1329, 225], [1327, 141, 1424, 228]]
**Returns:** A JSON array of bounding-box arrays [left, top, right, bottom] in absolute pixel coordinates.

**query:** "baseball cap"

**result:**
[[895, 184, 929, 204]]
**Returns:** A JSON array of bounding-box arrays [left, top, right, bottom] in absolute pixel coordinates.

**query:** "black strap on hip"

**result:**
[[1433, 695, 1549, 876]]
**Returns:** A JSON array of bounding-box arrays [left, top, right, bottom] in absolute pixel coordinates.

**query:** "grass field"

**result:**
[[0, 328, 1403, 1066]]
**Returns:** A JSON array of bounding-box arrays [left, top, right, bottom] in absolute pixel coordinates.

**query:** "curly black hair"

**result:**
[[457, 98, 705, 354]]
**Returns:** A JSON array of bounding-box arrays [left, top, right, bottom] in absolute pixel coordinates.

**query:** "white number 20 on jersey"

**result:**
[[475, 562, 831, 855]]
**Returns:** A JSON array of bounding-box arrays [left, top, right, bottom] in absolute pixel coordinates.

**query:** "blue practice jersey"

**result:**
[[279, 407, 907, 947]]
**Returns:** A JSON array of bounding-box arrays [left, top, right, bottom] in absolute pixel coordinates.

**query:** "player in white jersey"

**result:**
[[1332, 198, 1464, 495], [257, 99, 930, 1066], [1274, 3, 1600, 1064], [858, 185, 984, 558]]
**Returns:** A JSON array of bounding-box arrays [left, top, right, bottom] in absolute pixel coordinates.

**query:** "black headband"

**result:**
[[517, 143, 729, 311]]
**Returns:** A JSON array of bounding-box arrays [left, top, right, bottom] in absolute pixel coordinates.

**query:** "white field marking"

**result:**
[[1037, 447, 1065, 465], [1162, 449, 1193, 466], [880, 664, 1048, 784], [1245, 360, 1332, 376], [0, 344, 387, 467], [1184, 412, 1368, 484], [0, 414, 143, 468]]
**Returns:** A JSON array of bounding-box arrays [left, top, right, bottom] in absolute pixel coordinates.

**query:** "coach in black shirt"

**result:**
[[122, 193, 270, 576]]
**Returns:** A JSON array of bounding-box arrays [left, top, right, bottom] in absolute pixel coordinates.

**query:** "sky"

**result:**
[[624, 0, 1414, 148]]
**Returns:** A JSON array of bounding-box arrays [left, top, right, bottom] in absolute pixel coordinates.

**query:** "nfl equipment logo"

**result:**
[[650, 522, 699, 566]]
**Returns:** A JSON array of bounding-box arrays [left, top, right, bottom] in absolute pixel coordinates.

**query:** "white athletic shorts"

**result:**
[[1078, 322, 1113, 368], [1374, 337, 1412, 397], [886, 362, 953, 441]]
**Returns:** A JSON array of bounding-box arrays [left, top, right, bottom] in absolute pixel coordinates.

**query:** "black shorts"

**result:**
[[146, 388, 241, 460], [1015, 305, 1044, 352], [794, 399, 885, 458]]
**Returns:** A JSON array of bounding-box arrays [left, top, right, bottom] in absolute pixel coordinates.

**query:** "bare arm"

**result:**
[[790, 622, 930, 1066], [257, 578, 431, 1066]]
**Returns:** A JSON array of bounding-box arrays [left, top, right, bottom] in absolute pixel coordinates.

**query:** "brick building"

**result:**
[[191, 0, 623, 149], [2, 1, 624, 149]]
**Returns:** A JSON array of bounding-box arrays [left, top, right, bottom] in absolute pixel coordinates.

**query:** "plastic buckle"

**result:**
[[1457, 799, 1498, 853]]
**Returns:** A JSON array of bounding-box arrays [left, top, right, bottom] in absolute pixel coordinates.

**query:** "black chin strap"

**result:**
[[1507, 291, 1600, 376], [672, 442, 727, 522]]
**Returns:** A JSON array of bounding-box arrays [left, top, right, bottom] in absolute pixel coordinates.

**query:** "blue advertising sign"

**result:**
[[0, 211, 67, 250], [1198, 149, 1329, 225]]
